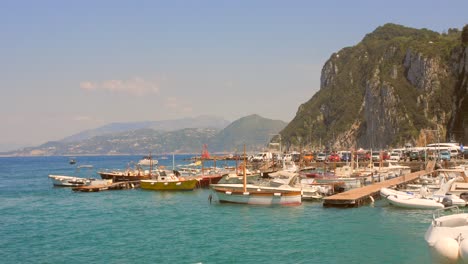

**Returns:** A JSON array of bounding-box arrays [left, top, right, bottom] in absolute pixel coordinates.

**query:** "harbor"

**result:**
[[0, 154, 450, 263], [323, 160, 436, 208]]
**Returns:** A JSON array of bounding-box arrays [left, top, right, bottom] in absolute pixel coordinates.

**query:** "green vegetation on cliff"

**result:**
[[281, 23, 464, 150]]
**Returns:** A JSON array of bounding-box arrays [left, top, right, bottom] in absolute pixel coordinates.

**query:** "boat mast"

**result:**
[[149, 151, 153, 177], [243, 144, 247, 193]]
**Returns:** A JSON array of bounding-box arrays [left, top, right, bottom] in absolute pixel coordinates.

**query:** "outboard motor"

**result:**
[[442, 197, 453, 207], [460, 192, 468, 202]]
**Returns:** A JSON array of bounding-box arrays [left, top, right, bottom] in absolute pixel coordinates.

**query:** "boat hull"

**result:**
[[386, 195, 444, 209], [140, 179, 198, 191], [196, 174, 223, 188], [99, 172, 151, 182], [48, 175, 90, 187], [213, 188, 302, 205]]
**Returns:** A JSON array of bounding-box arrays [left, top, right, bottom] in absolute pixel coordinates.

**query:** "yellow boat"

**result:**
[[140, 170, 199, 191]]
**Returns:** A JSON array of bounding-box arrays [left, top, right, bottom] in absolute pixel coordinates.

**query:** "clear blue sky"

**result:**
[[1, 0, 467, 151]]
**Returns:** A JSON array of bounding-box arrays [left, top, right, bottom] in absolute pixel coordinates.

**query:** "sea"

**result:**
[[0, 155, 435, 263]]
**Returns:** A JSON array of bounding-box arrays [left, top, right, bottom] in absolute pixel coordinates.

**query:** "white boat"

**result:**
[[211, 183, 302, 205], [138, 156, 158, 166], [381, 177, 467, 209], [210, 146, 302, 205], [425, 206, 468, 263], [48, 175, 111, 187], [49, 175, 90, 187], [386, 194, 445, 209]]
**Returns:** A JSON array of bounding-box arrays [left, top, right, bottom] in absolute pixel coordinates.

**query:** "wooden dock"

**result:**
[[72, 181, 139, 192], [322, 160, 436, 208]]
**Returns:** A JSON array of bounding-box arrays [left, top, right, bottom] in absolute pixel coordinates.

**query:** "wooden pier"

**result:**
[[322, 160, 436, 208], [72, 181, 139, 192]]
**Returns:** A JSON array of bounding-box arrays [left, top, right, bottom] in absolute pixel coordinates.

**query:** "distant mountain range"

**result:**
[[3, 115, 287, 156], [61, 115, 231, 142]]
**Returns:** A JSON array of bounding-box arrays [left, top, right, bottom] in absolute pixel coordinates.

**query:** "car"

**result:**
[[409, 151, 421, 161], [315, 152, 327, 162], [303, 153, 314, 162], [327, 153, 340, 162], [356, 152, 369, 161], [340, 152, 351, 162], [439, 151, 451, 161], [371, 152, 380, 161], [389, 152, 401, 161]]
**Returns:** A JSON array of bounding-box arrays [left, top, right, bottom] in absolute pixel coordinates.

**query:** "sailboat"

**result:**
[[210, 145, 302, 205]]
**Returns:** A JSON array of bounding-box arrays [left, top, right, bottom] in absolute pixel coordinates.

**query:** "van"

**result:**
[[251, 152, 273, 162]]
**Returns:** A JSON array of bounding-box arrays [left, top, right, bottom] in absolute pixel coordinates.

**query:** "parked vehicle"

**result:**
[[389, 152, 401, 161], [327, 153, 340, 162], [409, 151, 421, 161], [371, 152, 380, 162], [251, 152, 273, 162], [303, 152, 314, 162], [340, 151, 351, 162], [315, 152, 327, 162], [356, 152, 370, 161], [439, 151, 451, 161]]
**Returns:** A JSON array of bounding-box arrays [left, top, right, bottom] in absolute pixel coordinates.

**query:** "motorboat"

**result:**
[[140, 170, 199, 191], [49, 175, 90, 187], [381, 177, 467, 209], [49, 164, 102, 187], [425, 206, 468, 263], [210, 171, 302, 205], [48, 175, 111, 187], [138, 156, 158, 166]]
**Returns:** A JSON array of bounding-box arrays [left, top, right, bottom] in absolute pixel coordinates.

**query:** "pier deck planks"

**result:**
[[322, 160, 436, 208]]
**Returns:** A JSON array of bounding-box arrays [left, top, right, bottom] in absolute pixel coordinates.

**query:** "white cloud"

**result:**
[[79, 77, 159, 96], [79, 81, 96, 90]]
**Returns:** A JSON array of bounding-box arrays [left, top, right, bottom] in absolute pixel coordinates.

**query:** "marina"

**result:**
[[0, 155, 440, 263], [323, 160, 437, 208]]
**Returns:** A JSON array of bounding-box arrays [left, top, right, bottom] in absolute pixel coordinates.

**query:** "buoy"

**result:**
[[433, 237, 459, 263], [459, 239, 468, 263]]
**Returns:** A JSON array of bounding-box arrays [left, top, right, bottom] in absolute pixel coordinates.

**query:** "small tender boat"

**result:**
[[49, 165, 99, 187], [49, 175, 90, 187], [425, 206, 468, 263], [381, 177, 467, 209], [140, 170, 198, 191], [386, 194, 445, 209], [48, 175, 111, 187], [69, 157, 76, 165]]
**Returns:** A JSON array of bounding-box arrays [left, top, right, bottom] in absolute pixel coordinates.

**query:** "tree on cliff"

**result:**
[[462, 24, 468, 45]]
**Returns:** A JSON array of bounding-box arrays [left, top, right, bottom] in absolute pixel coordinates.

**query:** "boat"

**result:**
[[210, 145, 302, 206], [49, 164, 104, 187], [69, 157, 76, 165], [425, 206, 468, 263], [140, 170, 199, 191], [49, 175, 90, 187], [380, 177, 467, 209], [48, 175, 111, 187], [138, 155, 158, 166]]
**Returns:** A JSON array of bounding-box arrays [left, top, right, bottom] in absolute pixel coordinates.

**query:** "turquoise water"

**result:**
[[0, 156, 434, 263]]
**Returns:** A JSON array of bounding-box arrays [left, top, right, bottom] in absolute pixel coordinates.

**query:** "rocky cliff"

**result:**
[[281, 23, 468, 150]]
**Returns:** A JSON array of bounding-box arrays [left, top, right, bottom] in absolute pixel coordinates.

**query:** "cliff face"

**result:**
[[281, 23, 467, 150], [448, 46, 468, 139]]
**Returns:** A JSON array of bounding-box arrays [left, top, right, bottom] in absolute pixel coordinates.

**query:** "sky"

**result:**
[[1, 0, 467, 151]]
